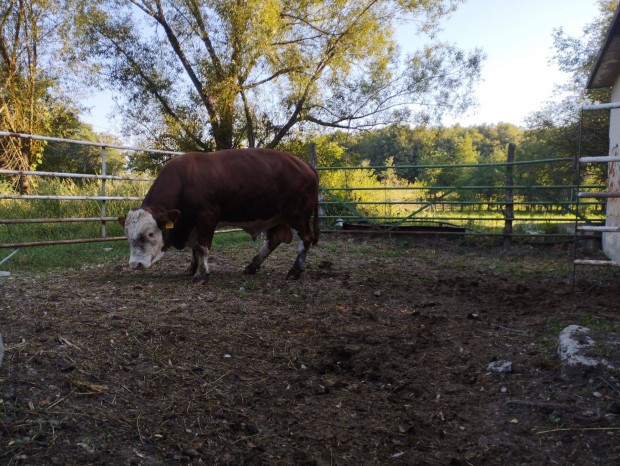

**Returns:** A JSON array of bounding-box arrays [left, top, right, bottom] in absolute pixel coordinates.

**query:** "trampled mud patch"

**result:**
[[1, 237, 620, 464]]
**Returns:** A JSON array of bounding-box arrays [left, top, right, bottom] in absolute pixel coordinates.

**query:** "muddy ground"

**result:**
[[1, 236, 620, 465]]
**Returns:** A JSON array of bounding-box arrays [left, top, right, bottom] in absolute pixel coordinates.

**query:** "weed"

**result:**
[[578, 314, 620, 332], [284, 287, 304, 304], [242, 280, 259, 291]]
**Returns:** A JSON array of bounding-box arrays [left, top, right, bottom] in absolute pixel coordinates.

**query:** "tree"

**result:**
[[38, 114, 125, 177], [524, 0, 616, 189], [350, 125, 426, 182], [0, 0, 78, 192], [65, 0, 483, 154], [1, 0, 48, 191]]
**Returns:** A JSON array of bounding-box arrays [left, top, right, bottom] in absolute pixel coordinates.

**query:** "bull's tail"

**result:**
[[312, 196, 320, 246]]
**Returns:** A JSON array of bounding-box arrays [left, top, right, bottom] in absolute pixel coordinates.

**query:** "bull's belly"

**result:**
[[183, 217, 285, 248], [219, 217, 284, 239]]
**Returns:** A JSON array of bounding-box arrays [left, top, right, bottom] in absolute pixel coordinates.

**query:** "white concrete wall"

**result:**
[[603, 75, 620, 262]]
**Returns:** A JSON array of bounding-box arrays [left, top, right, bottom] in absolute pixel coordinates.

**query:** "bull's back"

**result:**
[[181, 149, 316, 184], [148, 149, 318, 223]]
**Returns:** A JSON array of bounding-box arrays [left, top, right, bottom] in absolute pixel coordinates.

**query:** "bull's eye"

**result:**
[[147, 232, 155, 239]]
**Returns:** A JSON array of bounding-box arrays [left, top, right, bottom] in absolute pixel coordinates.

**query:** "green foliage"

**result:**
[[283, 123, 576, 225], [0, 0, 82, 192], [522, 0, 616, 190], [63, 0, 483, 152], [551, 0, 617, 92], [38, 120, 126, 177], [348, 125, 426, 182], [0, 176, 149, 244]]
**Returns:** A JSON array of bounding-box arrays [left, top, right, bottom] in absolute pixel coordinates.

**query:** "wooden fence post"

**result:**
[[503, 143, 516, 248]]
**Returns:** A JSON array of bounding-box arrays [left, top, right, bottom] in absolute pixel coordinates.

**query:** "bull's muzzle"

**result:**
[[129, 261, 147, 270]]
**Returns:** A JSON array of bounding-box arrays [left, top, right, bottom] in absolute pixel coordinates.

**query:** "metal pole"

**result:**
[[309, 142, 326, 229], [582, 102, 620, 111], [503, 143, 516, 248], [101, 146, 107, 238], [0, 249, 19, 266], [572, 109, 585, 289]]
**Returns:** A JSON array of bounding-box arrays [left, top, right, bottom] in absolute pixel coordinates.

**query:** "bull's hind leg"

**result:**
[[244, 225, 290, 274], [287, 228, 313, 280]]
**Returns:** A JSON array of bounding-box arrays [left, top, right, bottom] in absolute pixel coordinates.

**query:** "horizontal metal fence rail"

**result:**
[[0, 230, 243, 249], [0, 132, 181, 250], [0, 195, 143, 201], [320, 200, 601, 207], [0, 131, 183, 155], [0, 217, 118, 224], [315, 157, 569, 170], [0, 168, 154, 182], [322, 184, 602, 191], [321, 215, 593, 222], [0, 237, 128, 248]]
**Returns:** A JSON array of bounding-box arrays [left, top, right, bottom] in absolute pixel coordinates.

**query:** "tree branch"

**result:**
[[130, 0, 220, 132], [103, 31, 209, 150], [268, 0, 381, 147], [183, 0, 224, 77]]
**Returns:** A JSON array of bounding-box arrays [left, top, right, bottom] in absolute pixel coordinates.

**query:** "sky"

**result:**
[[81, 0, 603, 135], [423, 0, 601, 126]]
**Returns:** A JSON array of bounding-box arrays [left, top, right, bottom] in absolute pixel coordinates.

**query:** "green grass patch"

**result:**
[[0, 230, 254, 274], [1, 241, 127, 272]]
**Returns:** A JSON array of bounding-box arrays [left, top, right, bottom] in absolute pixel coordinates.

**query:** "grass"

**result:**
[[0, 230, 253, 273], [1, 240, 127, 272]]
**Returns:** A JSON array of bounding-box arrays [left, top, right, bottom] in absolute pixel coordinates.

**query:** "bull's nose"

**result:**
[[129, 261, 145, 270]]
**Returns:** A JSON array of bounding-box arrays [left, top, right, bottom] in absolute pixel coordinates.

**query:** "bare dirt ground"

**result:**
[[1, 236, 620, 465]]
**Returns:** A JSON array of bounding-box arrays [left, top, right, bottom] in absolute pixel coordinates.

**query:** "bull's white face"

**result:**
[[123, 209, 165, 270]]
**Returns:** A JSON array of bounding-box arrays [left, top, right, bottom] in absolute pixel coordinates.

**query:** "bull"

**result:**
[[118, 149, 320, 279]]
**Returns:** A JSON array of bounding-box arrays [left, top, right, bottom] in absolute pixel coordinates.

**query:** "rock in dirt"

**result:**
[[486, 360, 513, 374], [558, 325, 619, 380]]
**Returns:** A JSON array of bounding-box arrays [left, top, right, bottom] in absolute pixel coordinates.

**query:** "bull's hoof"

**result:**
[[244, 264, 259, 275], [184, 267, 198, 276], [192, 274, 209, 285], [286, 269, 302, 280]]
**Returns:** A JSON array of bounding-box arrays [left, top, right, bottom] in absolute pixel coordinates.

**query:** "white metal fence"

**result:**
[[0, 131, 182, 248]]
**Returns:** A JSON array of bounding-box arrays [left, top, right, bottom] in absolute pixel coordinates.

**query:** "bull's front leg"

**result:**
[[191, 221, 215, 282], [192, 244, 210, 278]]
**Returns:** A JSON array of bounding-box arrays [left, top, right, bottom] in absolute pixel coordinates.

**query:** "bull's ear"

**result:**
[[167, 209, 181, 224], [118, 216, 127, 228], [161, 209, 181, 230]]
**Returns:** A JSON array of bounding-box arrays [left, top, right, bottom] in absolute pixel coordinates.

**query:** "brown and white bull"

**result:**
[[118, 149, 320, 279]]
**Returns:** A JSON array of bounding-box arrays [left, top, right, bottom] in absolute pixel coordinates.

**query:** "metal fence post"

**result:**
[[309, 142, 326, 229], [503, 143, 516, 248], [101, 146, 107, 238]]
